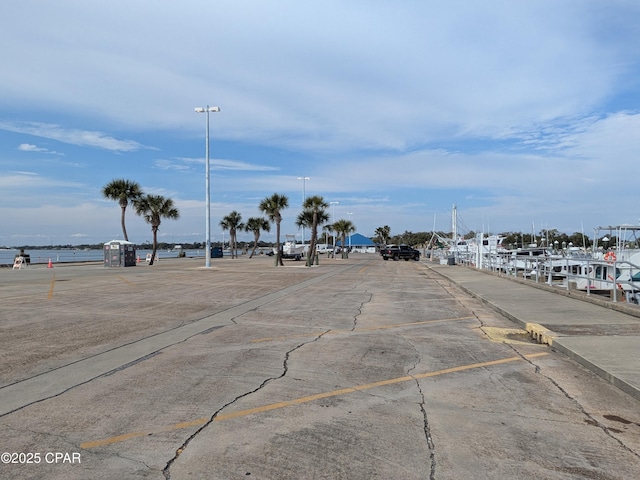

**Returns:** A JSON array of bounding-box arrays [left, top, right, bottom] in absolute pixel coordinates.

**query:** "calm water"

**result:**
[[0, 248, 208, 266]]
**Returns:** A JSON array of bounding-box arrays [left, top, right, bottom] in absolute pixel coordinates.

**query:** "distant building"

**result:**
[[336, 233, 377, 253]]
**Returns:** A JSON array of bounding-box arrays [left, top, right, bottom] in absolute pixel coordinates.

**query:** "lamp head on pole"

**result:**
[[195, 106, 221, 113]]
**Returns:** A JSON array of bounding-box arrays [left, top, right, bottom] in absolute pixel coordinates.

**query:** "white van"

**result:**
[[315, 244, 333, 253]]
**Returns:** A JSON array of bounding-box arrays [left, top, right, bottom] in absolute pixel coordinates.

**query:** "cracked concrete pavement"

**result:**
[[1, 254, 639, 479]]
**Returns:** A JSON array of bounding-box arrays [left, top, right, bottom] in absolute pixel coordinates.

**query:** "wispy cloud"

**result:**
[[1, 122, 143, 152], [213, 159, 279, 171], [18, 143, 64, 155], [1, 2, 640, 243], [0, 171, 84, 190], [154, 159, 191, 171], [160, 157, 280, 172]]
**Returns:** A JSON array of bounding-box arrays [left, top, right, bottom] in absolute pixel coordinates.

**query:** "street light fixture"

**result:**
[[195, 105, 220, 268], [330, 202, 339, 220]]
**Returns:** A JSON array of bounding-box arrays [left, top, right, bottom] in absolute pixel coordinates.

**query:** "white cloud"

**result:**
[[1, 1, 631, 150], [0, 122, 143, 152], [17, 143, 63, 155], [154, 160, 191, 171], [2, 1, 640, 243], [18, 143, 46, 152], [159, 157, 280, 172]]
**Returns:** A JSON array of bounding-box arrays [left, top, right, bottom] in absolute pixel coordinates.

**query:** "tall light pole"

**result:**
[[346, 211, 353, 249], [330, 201, 339, 248], [195, 105, 220, 268], [297, 176, 310, 244]]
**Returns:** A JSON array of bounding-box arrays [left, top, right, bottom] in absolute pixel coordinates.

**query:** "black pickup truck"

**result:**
[[380, 244, 420, 261]]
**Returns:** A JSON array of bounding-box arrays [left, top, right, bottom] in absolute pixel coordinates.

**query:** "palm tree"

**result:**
[[259, 193, 289, 266], [332, 219, 356, 259], [244, 217, 270, 258], [296, 195, 329, 266], [374, 225, 391, 246], [133, 194, 179, 265], [220, 211, 244, 259], [102, 179, 142, 241]]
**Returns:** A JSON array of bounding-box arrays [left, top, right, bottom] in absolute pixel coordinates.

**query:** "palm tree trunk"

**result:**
[[276, 221, 283, 266], [120, 206, 129, 241], [150, 227, 158, 265], [250, 233, 259, 258], [307, 218, 318, 267]]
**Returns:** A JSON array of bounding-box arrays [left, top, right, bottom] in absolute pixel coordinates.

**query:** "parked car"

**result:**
[[316, 244, 334, 253], [380, 244, 420, 261]]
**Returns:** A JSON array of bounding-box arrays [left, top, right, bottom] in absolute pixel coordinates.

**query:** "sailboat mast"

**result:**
[[452, 204, 457, 244]]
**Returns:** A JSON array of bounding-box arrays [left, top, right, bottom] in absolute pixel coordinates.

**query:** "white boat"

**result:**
[[274, 235, 306, 260], [531, 225, 640, 302]]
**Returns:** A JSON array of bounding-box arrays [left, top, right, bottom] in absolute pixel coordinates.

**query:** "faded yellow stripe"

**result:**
[[81, 431, 148, 449], [81, 352, 548, 450], [47, 273, 56, 299], [114, 274, 135, 286]]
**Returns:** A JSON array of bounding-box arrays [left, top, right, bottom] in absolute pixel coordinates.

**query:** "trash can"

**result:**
[[211, 246, 223, 258], [447, 255, 456, 265], [104, 240, 136, 267]]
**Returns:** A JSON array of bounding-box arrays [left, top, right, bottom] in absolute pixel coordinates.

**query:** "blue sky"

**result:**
[[2, 1, 640, 246]]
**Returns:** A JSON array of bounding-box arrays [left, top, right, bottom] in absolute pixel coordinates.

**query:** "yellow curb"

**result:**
[[526, 323, 556, 346]]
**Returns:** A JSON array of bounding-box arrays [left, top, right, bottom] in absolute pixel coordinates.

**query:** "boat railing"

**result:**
[[430, 244, 640, 304], [546, 257, 640, 303], [470, 252, 640, 304]]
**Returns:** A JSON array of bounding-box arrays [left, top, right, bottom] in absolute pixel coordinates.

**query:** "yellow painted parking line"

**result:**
[[47, 273, 56, 299], [81, 431, 148, 449], [80, 352, 548, 449], [113, 274, 135, 286], [251, 316, 476, 343]]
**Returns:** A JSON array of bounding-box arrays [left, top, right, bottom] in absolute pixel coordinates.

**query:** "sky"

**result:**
[[2, 1, 640, 246]]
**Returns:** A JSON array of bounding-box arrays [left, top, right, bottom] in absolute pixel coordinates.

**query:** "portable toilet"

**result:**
[[104, 240, 137, 267]]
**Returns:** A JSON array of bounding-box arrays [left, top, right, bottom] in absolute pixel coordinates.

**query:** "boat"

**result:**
[[273, 235, 307, 260]]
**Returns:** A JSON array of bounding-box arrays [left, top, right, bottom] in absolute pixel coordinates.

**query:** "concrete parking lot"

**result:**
[[1, 254, 639, 479]]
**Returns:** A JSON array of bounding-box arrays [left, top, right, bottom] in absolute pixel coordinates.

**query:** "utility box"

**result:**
[[104, 240, 137, 267]]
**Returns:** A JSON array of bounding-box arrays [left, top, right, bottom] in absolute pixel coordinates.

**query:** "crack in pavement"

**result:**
[[162, 329, 331, 479], [403, 336, 437, 480], [431, 264, 640, 462], [508, 344, 640, 460], [351, 291, 373, 331], [436, 269, 640, 460], [0, 264, 360, 418]]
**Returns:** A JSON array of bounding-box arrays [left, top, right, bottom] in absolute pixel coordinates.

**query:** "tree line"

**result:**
[[103, 179, 619, 262], [102, 180, 357, 267], [369, 228, 622, 250]]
